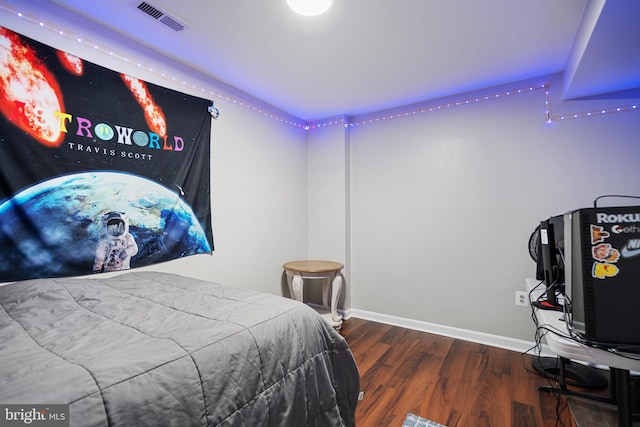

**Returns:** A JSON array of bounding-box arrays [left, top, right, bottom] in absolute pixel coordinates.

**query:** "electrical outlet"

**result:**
[[515, 291, 528, 307]]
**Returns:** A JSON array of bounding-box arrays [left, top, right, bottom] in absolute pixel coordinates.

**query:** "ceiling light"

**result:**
[[287, 0, 333, 16]]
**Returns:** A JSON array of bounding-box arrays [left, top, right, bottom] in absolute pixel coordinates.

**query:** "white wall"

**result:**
[[0, 1, 309, 296], [306, 119, 351, 307], [306, 74, 640, 342]]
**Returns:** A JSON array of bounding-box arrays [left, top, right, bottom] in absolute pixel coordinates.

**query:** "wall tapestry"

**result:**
[[0, 26, 214, 282]]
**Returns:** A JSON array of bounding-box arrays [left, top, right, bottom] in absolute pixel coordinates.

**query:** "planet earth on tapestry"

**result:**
[[0, 172, 211, 282]]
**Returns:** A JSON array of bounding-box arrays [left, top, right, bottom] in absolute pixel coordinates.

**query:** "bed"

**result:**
[[0, 271, 360, 426]]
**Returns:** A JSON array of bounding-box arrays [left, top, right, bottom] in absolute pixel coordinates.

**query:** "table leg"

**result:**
[[321, 276, 331, 308], [290, 273, 304, 302], [558, 357, 568, 390], [613, 368, 632, 427], [330, 274, 343, 323]]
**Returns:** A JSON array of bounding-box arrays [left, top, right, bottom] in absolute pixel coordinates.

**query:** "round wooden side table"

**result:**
[[283, 260, 344, 331]]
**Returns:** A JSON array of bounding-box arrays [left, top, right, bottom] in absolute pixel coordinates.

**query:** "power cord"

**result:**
[[520, 280, 570, 427]]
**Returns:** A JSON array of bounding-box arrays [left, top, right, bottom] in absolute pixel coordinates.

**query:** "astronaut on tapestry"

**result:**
[[93, 211, 139, 273]]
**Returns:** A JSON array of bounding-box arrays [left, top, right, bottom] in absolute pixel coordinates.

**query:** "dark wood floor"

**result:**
[[340, 317, 581, 427]]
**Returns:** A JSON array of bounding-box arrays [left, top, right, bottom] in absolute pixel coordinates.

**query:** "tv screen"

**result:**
[[532, 216, 565, 311]]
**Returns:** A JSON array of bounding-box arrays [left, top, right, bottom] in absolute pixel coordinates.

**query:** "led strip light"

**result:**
[[3, 4, 639, 131]]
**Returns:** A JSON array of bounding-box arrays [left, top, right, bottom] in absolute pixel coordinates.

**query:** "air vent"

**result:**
[[159, 15, 184, 32], [137, 2, 163, 19], [136, 1, 186, 32]]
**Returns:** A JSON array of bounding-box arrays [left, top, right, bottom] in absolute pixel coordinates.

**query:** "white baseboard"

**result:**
[[343, 308, 553, 357]]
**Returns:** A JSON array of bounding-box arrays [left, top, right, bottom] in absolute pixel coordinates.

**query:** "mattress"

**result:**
[[0, 271, 360, 426]]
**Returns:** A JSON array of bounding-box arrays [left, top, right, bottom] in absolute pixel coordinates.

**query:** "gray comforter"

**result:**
[[0, 271, 359, 426]]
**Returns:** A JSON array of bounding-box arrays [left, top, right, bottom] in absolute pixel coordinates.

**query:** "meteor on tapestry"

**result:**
[[0, 26, 214, 282]]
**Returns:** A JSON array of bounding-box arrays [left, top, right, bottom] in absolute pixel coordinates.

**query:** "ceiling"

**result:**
[[11, 0, 640, 121]]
